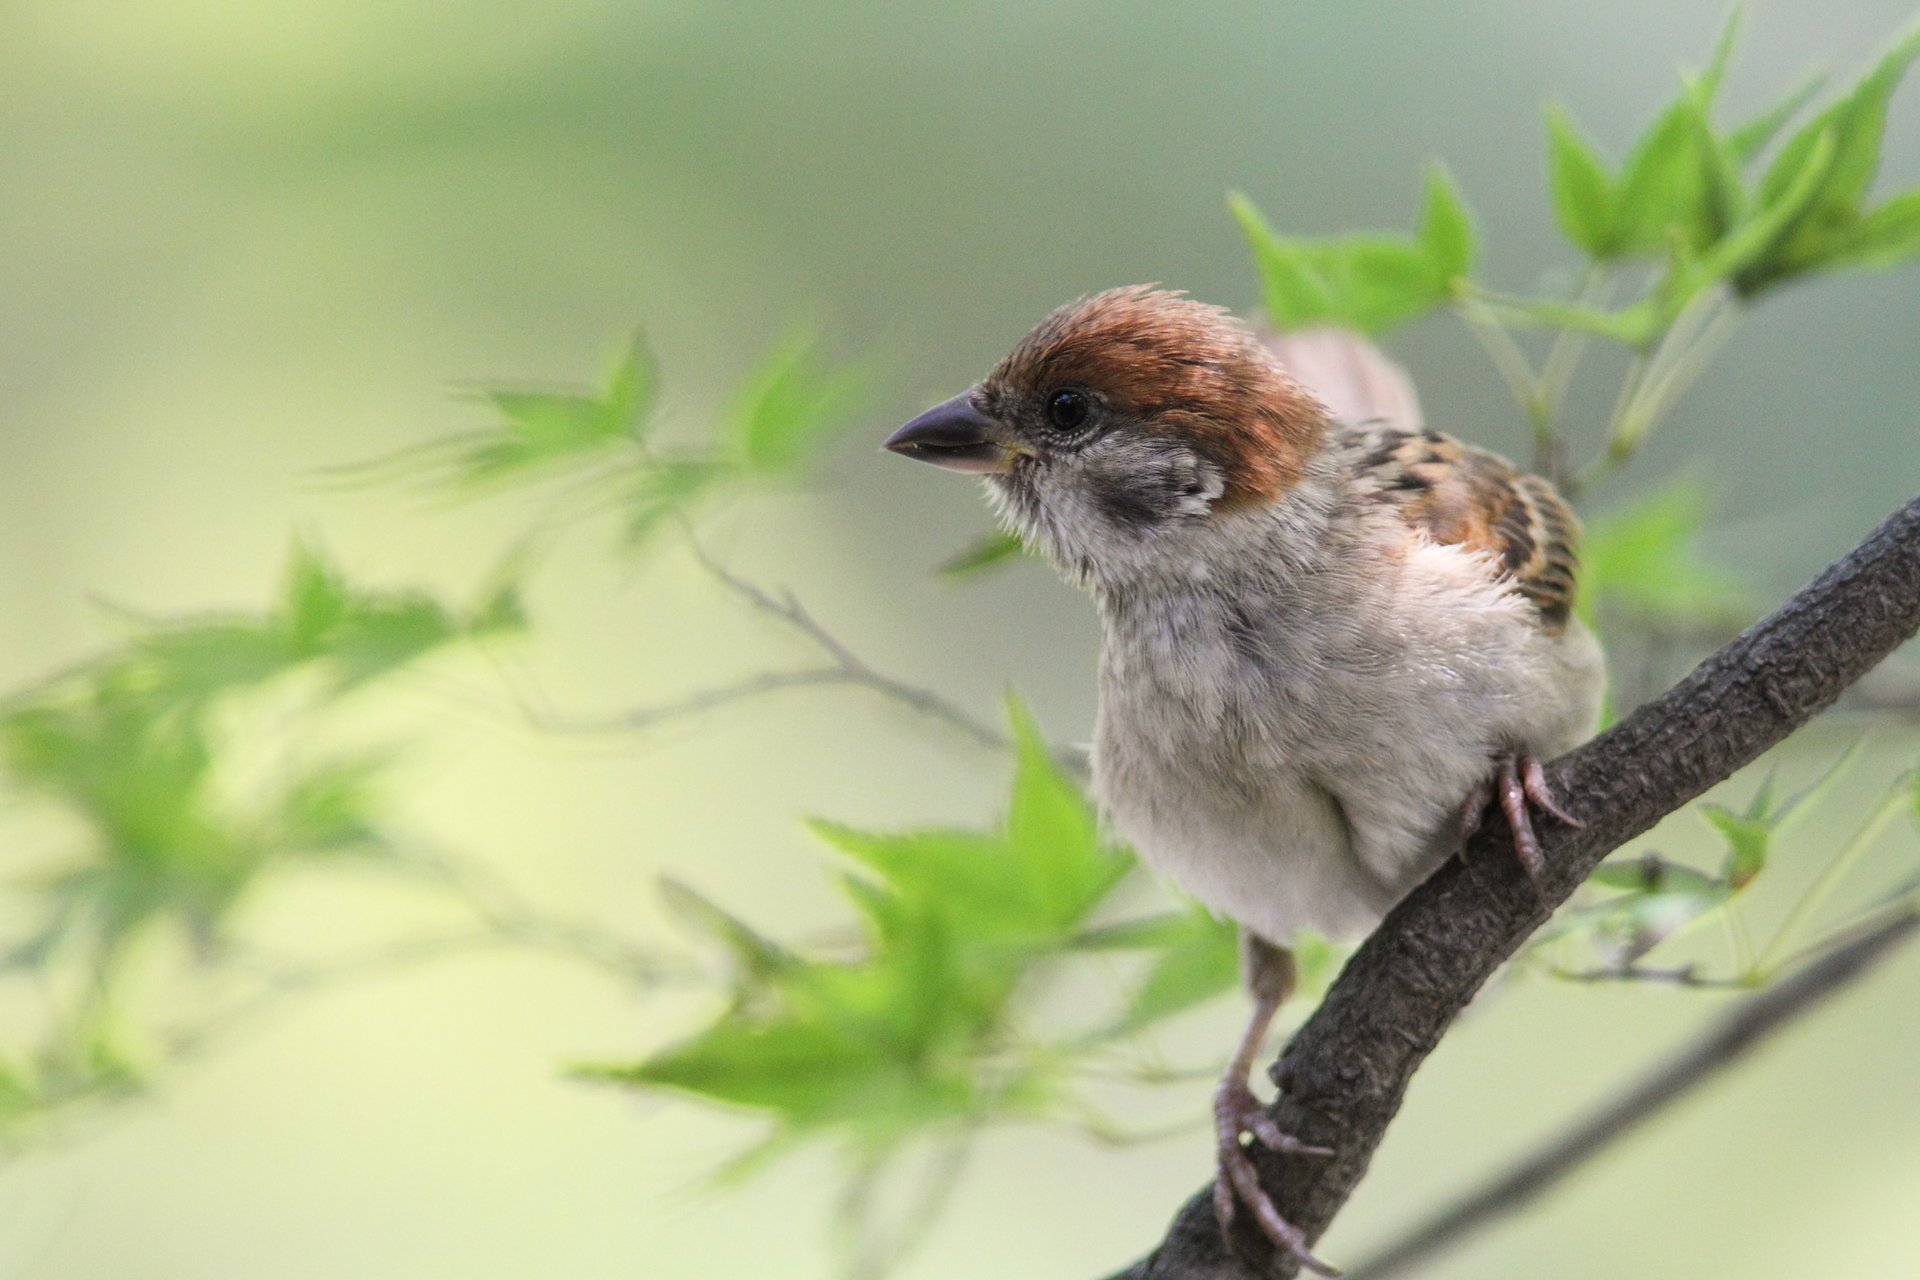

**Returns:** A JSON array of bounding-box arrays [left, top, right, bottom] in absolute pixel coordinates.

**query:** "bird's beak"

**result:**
[[883, 391, 1025, 475]]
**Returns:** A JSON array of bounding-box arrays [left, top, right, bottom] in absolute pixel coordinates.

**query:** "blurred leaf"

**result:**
[[271, 751, 396, 854], [1697, 744, 1866, 890], [1613, 90, 1719, 255], [1683, 78, 1748, 242], [1416, 166, 1476, 281], [1546, 103, 1620, 257], [1587, 852, 1723, 897], [1726, 71, 1828, 163], [1739, 25, 1920, 293], [602, 332, 660, 436], [1700, 803, 1772, 889], [1109, 904, 1238, 1033], [1534, 127, 1834, 347], [1609, 7, 1742, 256], [1229, 193, 1336, 327], [1230, 175, 1474, 336], [283, 537, 351, 648], [1822, 190, 1920, 266], [1771, 736, 1866, 834], [619, 459, 728, 547], [583, 699, 1126, 1155], [939, 530, 1027, 580], [1557, 849, 1731, 966], [1004, 697, 1125, 924], [659, 875, 797, 984], [1700, 3, 1742, 98], [732, 335, 865, 473], [1578, 481, 1750, 629]]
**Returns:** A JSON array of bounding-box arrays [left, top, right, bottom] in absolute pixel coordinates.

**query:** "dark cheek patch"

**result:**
[[1089, 469, 1171, 530]]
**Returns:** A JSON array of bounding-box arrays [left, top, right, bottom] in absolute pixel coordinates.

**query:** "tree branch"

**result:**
[[1346, 908, 1919, 1280], [1106, 492, 1920, 1280]]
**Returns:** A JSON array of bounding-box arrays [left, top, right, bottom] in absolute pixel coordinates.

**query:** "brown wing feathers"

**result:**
[[1342, 425, 1580, 631]]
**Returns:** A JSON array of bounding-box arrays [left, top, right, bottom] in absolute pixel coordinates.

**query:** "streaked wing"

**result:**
[[1337, 423, 1579, 632]]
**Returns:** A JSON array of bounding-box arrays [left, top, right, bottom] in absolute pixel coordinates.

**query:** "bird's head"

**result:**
[[884, 286, 1328, 584]]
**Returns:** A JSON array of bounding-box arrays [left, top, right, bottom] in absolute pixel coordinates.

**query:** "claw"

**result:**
[[1467, 748, 1580, 899], [1214, 1082, 1339, 1275], [1497, 754, 1546, 888], [1519, 754, 1580, 827], [1457, 777, 1493, 852]]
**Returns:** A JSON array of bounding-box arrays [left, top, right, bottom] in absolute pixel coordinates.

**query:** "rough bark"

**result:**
[[1106, 493, 1920, 1280]]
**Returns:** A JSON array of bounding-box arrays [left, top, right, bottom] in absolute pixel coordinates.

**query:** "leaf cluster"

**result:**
[[577, 701, 1277, 1166], [1540, 743, 1918, 982], [335, 331, 864, 549], [1231, 170, 1475, 337], [0, 540, 516, 970], [1227, 15, 1920, 350], [1526, 16, 1920, 344]]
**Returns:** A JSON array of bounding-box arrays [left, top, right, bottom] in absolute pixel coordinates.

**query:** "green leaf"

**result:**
[[808, 698, 1127, 954], [1742, 25, 1920, 291], [583, 1012, 958, 1128], [1683, 78, 1748, 243], [1112, 904, 1239, 1033], [939, 530, 1028, 580], [282, 538, 351, 648], [1578, 481, 1750, 628], [1230, 182, 1466, 336], [1005, 697, 1122, 921], [1727, 71, 1828, 163], [1335, 239, 1451, 334], [1588, 852, 1722, 897], [131, 623, 304, 702], [659, 876, 796, 983], [1823, 190, 1920, 267], [602, 332, 660, 437], [802, 703, 1122, 960], [1229, 193, 1338, 330], [732, 335, 865, 473], [1612, 91, 1715, 255], [273, 751, 395, 854], [1699, 5, 1743, 99], [1700, 803, 1771, 888], [1555, 851, 1731, 964], [1693, 129, 1836, 281], [619, 459, 728, 546], [1546, 103, 1620, 257], [437, 387, 633, 489], [1415, 167, 1476, 281]]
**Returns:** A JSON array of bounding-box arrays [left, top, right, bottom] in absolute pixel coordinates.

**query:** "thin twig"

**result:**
[[1345, 910, 1919, 1280], [531, 527, 1011, 753], [528, 667, 874, 734], [1453, 296, 1540, 424], [385, 845, 693, 987], [1547, 963, 1753, 990]]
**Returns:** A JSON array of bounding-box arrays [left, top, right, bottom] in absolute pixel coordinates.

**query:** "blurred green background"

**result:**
[[3, 2, 1918, 1277]]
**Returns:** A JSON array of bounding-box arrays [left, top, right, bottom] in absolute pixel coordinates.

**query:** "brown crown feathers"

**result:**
[[976, 286, 1328, 509]]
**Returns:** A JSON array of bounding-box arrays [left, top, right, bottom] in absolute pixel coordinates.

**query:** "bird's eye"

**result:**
[[1046, 388, 1091, 432]]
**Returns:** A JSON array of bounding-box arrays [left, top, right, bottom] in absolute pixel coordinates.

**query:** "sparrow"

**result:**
[[884, 286, 1605, 1273]]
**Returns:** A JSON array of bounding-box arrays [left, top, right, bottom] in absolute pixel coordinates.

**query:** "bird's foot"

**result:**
[[1212, 1079, 1339, 1276], [1460, 748, 1581, 891]]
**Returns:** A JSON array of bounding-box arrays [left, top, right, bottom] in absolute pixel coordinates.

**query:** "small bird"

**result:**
[[885, 287, 1605, 1273]]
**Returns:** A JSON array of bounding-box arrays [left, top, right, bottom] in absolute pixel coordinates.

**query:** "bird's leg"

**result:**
[[1213, 934, 1339, 1277], [1460, 747, 1581, 888]]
